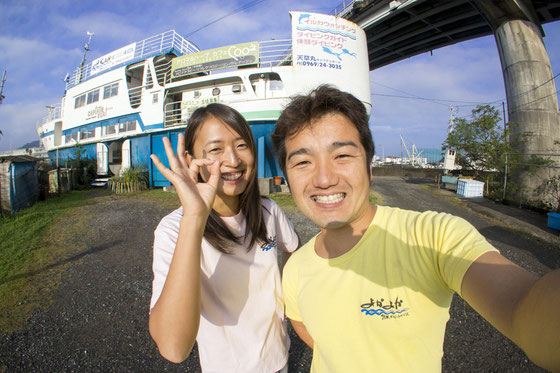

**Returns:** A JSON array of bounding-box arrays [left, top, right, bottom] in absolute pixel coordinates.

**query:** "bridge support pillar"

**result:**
[[495, 19, 560, 209]]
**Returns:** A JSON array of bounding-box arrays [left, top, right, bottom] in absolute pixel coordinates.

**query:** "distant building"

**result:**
[[419, 148, 445, 164], [443, 149, 457, 171]]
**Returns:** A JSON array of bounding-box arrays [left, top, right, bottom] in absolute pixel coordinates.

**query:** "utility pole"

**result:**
[[78, 32, 95, 83], [0, 70, 6, 105], [442, 106, 457, 173], [448, 106, 456, 133]]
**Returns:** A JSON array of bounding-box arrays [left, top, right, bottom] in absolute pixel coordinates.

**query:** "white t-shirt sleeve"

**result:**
[[265, 198, 299, 253], [150, 208, 181, 310]]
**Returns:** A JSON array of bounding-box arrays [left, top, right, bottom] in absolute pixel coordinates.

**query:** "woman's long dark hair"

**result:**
[[184, 103, 270, 254]]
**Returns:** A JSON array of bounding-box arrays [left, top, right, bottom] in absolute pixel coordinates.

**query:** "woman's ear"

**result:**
[[185, 151, 194, 167]]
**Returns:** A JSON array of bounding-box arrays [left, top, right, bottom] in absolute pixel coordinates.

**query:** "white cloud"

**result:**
[[50, 12, 146, 58], [0, 101, 50, 150], [0, 36, 80, 102]]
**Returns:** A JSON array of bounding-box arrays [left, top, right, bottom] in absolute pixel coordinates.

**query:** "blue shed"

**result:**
[[0, 155, 40, 214]]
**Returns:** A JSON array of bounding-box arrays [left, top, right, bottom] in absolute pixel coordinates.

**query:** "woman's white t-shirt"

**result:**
[[150, 198, 299, 373]]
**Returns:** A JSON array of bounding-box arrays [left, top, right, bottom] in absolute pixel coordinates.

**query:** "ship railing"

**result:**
[[163, 88, 288, 127], [330, 0, 360, 17], [155, 60, 173, 86], [257, 39, 292, 68], [164, 102, 184, 127], [168, 39, 292, 84], [128, 85, 144, 108], [36, 104, 62, 129], [66, 30, 199, 90]]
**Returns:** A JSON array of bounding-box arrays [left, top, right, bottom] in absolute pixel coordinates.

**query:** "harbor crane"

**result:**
[[400, 134, 424, 167]]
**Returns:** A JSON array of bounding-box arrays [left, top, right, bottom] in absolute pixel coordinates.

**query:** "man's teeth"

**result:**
[[222, 172, 242, 181], [313, 193, 345, 204]]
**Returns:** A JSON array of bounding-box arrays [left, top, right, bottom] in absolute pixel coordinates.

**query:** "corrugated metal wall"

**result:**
[[0, 162, 10, 213], [0, 160, 39, 213]]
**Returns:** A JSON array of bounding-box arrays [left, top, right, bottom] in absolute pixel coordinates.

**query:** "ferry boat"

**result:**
[[36, 11, 371, 187]]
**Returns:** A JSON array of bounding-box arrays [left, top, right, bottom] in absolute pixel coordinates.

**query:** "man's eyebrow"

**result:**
[[287, 147, 310, 162], [330, 141, 359, 151], [287, 142, 358, 161]]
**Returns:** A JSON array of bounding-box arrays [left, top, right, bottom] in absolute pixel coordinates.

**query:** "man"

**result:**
[[271, 85, 560, 372]]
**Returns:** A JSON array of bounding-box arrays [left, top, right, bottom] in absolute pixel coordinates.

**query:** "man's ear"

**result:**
[[369, 164, 373, 183]]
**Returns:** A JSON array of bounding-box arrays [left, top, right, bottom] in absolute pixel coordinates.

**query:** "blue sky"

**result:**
[[0, 0, 559, 156]]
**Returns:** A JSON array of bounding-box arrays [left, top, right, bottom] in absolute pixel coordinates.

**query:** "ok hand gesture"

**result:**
[[150, 134, 220, 217]]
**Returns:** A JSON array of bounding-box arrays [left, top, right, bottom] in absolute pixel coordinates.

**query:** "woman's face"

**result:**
[[189, 115, 254, 198]]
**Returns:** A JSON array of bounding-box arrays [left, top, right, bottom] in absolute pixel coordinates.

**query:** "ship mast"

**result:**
[[78, 32, 95, 83], [0, 70, 6, 105]]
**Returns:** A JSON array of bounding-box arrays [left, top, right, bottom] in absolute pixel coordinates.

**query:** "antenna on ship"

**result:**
[[0, 70, 6, 105], [78, 32, 95, 83]]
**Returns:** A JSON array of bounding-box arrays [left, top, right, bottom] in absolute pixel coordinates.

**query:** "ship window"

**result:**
[[119, 120, 137, 133], [269, 80, 284, 91], [87, 89, 100, 104], [112, 150, 122, 163], [152, 93, 158, 104], [80, 128, 96, 140], [103, 83, 119, 99], [105, 125, 117, 135], [74, 94, 86, 108], [65, 132, 79, 143]]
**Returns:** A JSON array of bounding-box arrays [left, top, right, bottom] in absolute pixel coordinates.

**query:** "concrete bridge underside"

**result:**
[[342, 0, 560, 208]]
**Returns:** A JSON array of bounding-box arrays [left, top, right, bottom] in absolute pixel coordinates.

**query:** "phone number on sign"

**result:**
[[297, 61, 342, 69]]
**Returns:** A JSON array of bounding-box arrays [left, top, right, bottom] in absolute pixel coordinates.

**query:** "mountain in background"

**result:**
[[19, 140, 40, 149]]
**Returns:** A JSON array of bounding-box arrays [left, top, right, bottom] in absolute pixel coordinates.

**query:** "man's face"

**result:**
[[284, 113, 372, 230]]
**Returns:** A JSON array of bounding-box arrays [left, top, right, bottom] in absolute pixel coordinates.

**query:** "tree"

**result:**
[[442, 105, 514, 179]]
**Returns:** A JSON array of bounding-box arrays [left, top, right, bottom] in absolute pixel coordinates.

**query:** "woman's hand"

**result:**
[[150, 134, 220, 217]]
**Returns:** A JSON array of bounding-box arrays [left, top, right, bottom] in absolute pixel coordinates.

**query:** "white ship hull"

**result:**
[[36, 13, 371, 186]]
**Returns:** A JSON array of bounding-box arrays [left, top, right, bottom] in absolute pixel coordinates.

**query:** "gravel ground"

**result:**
[[0, 179, 558, 372]]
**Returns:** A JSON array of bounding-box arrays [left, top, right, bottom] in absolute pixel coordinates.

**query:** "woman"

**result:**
[[149, 103, 298, 373]]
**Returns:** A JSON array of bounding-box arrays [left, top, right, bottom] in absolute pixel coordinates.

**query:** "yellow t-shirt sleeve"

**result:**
[[282, 255, 303, 322], [427, 212, 499, 296]]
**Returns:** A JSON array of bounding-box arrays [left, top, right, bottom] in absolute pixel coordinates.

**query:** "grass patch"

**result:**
[[418, 183, 467, 208], [0, 187, 180, 333], [134, 188, 180, 208], [268, 193, 299, 214], [0, 191, 96, 332], [0, 191, 94, 282]]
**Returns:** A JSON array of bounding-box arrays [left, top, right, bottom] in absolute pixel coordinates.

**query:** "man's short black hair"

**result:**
[[271, 84, 374, 178]]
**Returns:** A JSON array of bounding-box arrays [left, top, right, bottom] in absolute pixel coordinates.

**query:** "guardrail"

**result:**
[[330, 0, 360, 17], [257, 39, 292, 68], [66, 30, 199, 89], [36, 105, 62, 129]]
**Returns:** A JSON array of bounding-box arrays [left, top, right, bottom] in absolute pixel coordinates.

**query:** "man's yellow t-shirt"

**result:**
[[282, 206, 498, 372]]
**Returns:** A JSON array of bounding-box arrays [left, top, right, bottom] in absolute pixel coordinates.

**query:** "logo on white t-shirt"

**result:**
[[261, 236, 277, 252]]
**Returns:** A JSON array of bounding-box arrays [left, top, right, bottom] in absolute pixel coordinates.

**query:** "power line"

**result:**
[[184, 0, 268, 38], [370, 92, 502, 107], [371, 81, 502, 107], [372, 82, 449, 107], [372, 72, 560, 109], [508, 71, 560, 102]]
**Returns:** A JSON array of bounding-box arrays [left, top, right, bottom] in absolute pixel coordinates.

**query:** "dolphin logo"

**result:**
[[322, 46, 342, 61], [299, 13, 311, 23]]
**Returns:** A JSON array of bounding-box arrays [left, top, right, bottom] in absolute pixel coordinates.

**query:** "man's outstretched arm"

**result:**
[[289, 319, 314, 349], [461, 251, 560, 372]]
